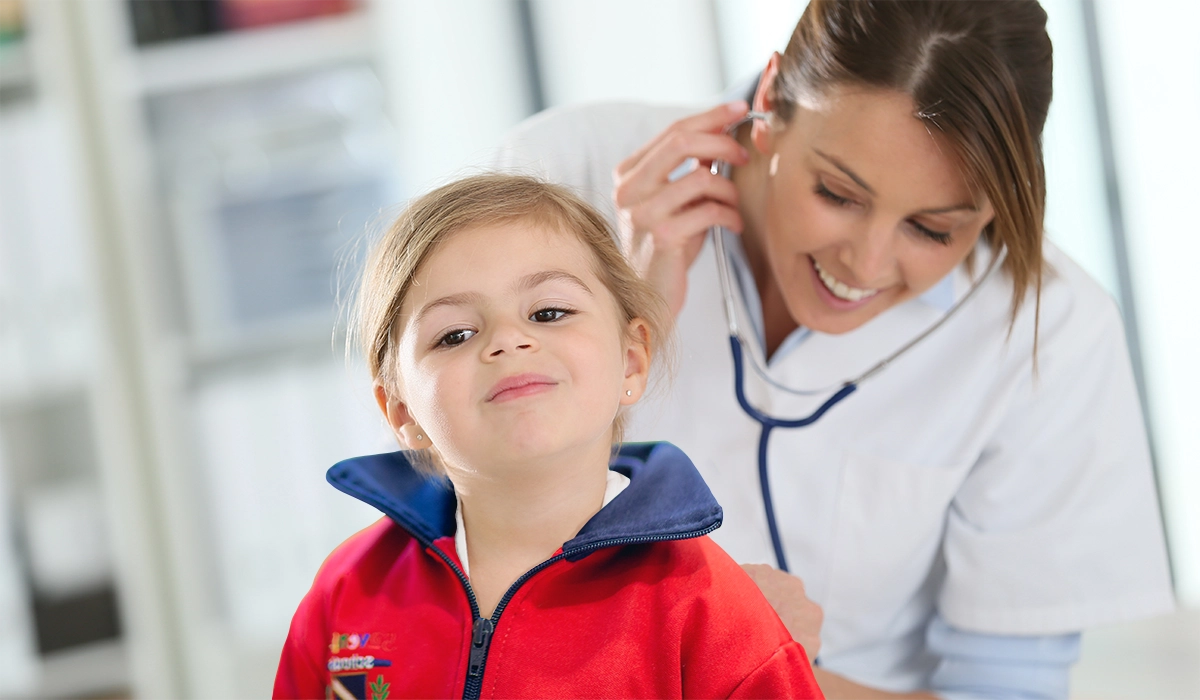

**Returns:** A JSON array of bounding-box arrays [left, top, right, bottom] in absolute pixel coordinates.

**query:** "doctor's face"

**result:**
[[754, 85, 995, 335]]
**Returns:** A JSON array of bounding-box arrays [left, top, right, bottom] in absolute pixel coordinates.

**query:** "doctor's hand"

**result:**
[[741, 563, 823, 662], [612, 101, 750, 316]]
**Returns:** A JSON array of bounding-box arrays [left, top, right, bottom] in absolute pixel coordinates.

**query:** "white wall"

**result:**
[[529, 0, 723, 107], [372, 0, 532, 191], [712, 0, 808, 87], [1095, 0, 1200, 606], [1040, 0, 1120, 298]]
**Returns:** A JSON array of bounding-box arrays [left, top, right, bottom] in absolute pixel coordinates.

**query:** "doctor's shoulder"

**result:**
[[494, 101, 698, 218], [999, 240, 1131, 372]]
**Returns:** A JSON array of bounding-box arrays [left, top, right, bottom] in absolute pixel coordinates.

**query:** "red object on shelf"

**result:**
[[219, 0, 356, 31]]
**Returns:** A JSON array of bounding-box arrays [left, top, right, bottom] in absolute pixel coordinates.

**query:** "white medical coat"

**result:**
[[495, 102, 1174, 691]]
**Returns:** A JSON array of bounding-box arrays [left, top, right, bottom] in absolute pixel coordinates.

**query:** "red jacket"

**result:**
[[274, 442, 823, 699]]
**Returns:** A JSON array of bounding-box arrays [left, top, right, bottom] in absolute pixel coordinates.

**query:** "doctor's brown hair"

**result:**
[[352, 173, 672, 472], [773, 0, 1052, 329]]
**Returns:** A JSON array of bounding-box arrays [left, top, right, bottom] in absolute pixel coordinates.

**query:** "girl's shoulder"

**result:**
[[311, 516, 415, 589], [627, 535, 791, 621], [626, 536, 822, 697]]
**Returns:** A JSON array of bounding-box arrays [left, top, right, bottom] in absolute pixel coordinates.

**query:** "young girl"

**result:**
[[273, 174, 823, 699]]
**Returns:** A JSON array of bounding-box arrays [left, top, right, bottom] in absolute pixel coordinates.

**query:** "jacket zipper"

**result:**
[[432, 522, 721, 700]]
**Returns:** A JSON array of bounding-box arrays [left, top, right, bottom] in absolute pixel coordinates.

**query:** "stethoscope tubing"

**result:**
[[730, 337, 857, 572]]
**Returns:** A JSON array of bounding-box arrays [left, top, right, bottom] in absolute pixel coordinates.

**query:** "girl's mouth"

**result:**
[[486, 373, 558, 403]]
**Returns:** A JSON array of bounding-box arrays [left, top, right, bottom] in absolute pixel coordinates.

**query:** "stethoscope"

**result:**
[[710, 111, 1004, 572]]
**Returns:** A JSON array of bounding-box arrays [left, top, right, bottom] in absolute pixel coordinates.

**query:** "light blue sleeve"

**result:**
[[926, 613, 1081, 700]]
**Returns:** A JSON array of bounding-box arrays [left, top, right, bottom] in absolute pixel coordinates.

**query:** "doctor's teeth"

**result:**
[[813, 260, 879, 302]]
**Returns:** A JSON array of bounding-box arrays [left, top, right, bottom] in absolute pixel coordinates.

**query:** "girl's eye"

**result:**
[[815, 183, 856, 207], [530, 307, 574, 323], [909, 220, 953, 246], [437, 328, 476, 348]]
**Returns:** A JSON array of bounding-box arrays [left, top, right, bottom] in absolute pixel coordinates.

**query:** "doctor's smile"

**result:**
[[810, 256, 881, 309]]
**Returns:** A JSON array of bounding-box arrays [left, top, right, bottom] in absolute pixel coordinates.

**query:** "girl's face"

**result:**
[[751, 73, 996, 335], [387, 221, 647, 473]]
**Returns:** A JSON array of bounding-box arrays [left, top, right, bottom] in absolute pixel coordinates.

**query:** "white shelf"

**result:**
[[134, 11, 373, 96]]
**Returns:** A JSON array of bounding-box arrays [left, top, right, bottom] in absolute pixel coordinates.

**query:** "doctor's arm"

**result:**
[[610, 101, 750, 316], [813, 626, 1078, 700]]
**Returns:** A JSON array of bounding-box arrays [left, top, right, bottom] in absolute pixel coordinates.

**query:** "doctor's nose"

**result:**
[[482, 322, 538, 359], [839, 220, 896, 285]]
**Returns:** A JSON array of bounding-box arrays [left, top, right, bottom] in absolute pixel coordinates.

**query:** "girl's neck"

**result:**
[[732, 128, 800, 357], [450, 439, 612, 618]]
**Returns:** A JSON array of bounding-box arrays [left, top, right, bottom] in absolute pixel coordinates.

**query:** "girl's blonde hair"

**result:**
[[351, 173, 673, 471]]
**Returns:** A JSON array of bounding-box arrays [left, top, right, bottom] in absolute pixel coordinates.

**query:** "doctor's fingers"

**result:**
[[615, 131, 748, 206], [616, 100, 750, 174], [632, 199, 743, 259], [624, 168, 742, 239], [624, 198, 744, 264], [741, 564, 824, 660]]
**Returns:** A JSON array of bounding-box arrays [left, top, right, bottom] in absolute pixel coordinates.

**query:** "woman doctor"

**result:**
[[496, 1, 1173, 697]]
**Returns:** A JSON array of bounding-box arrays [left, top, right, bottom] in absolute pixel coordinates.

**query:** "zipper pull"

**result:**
[[468, 617, 494, 678]]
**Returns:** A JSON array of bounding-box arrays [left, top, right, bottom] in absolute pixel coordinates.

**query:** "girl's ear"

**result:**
[[750, 52, 782, 156], [373, 383, 432, 450], [620, 319, 652, 406]]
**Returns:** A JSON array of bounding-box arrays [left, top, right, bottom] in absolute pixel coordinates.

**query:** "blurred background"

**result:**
[[0, 0, 1195, 697]]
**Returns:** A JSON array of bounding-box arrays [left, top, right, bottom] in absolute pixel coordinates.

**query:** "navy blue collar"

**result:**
[[326, 442, 722, 560]]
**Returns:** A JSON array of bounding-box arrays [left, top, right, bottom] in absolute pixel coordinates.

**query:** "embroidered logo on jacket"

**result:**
[[327, 655, 391, 672], [330, 631, 397, 653], [330, 632, 368, 653], [328, 672, 390, 700]]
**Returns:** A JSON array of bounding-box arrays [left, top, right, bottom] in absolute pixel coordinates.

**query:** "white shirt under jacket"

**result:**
[[494, 102, 1174, 692]]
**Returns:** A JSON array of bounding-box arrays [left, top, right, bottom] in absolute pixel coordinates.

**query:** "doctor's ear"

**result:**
[[373, 383, 431, 451], [750, 52, 783, 155]]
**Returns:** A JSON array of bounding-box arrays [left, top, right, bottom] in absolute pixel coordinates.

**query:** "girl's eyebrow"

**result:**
[[517, 269, 594, 296], [414, 270, 593, 325], [414, 291, 487, 325]]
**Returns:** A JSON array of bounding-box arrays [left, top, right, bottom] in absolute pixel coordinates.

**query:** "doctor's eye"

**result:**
[[908, 220, 952, 246], [815, 183, 856, 208], [530, 307, 575, 323], [436, 328, 476, 348]]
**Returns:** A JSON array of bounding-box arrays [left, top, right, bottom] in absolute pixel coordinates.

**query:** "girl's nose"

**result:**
[[482, 322, 537, 359]]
